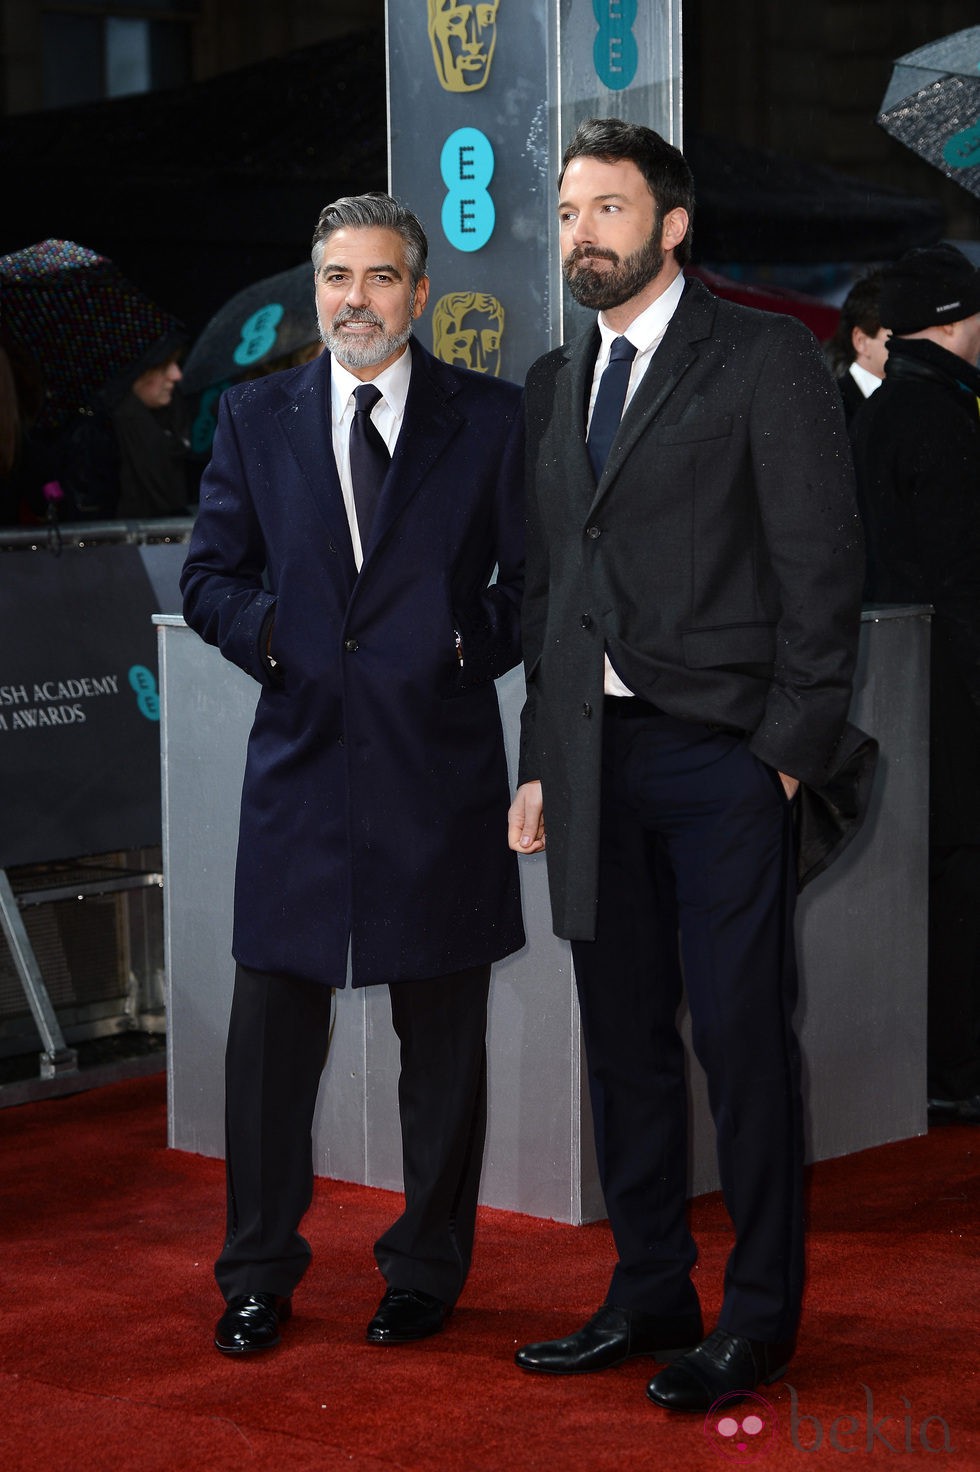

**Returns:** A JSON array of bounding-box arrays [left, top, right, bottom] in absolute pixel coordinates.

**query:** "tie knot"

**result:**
[[608, 336, 637, 363], [354, 383, 383, 414]]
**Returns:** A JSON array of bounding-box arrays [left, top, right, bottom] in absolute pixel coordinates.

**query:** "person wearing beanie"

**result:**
[[850, 241, 980, 1126]]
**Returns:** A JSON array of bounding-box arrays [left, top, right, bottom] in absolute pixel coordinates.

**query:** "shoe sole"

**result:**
[[646, 1359, 793, 1412], [213, 1334, 281, 1355], [516, 1342, 700, 1375], [365, 1325, 446, 1345]]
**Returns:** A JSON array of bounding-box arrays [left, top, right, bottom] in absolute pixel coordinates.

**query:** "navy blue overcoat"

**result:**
[[180, 339, 525, 987]]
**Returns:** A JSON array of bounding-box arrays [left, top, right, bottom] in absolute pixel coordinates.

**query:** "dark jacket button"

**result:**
[[581, 613, 593, 629], [586, 525, 601, 539], [582, 702, 592, 718], [344, 638, 359, 652]]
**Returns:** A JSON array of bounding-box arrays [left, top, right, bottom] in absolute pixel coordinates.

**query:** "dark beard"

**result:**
[[563, 230, 665, 311]]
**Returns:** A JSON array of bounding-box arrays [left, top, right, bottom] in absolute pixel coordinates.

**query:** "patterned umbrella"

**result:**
[[0, 238, 184, 432], [878, 26, 980, 200], [180, 261, 320, 394]]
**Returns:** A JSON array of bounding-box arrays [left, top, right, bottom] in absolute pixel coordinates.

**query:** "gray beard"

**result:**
[[318, 303, 414, 371]]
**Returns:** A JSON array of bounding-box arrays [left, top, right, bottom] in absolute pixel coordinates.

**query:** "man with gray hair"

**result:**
[[181, 192, 525, 1355]]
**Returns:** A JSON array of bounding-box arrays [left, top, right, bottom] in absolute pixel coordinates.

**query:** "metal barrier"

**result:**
[[0, 525, 189, 1094]]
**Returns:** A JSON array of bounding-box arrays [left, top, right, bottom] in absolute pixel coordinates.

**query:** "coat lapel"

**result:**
[[587, 277, 718, 516], [552, 326, 602, 511], [275, 351, 357, 584]]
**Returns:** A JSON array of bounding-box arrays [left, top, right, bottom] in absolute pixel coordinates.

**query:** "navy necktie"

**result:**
[[587, 335, 638, 478], [349, 383, 390, 552]]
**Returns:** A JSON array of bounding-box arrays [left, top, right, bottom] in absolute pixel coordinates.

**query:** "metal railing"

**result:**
[[0, 515, 196, 554]]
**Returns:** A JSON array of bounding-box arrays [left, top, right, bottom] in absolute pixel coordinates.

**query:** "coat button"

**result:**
[[582, 702, 592, 718], [586, 525, 601, 539], [344, 638, 358, 653], [580, 613, 593, 630]]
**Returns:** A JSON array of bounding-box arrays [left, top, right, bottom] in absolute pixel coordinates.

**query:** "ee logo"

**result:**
[[593, 0, 639, 92], [232, 303, 285, 367], [943, 120, 980, 172], [440, 127, 495, 252], [129, 665, 160, 723], [190, 381, 232, 455]]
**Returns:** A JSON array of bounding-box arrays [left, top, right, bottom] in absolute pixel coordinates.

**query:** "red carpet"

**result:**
[[2, 1075, 978, 1470]]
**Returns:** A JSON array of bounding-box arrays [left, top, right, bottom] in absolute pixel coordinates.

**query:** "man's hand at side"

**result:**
[[508, 781, 546, 853]]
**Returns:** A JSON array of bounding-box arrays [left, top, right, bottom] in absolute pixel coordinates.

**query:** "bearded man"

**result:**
[[507, 119, 872, 1412], [181, 192, 525, 1357]]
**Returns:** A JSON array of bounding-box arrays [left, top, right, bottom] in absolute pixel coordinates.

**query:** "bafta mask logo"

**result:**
[[432, 292, 505, 375], [428, 0, 500, 93]]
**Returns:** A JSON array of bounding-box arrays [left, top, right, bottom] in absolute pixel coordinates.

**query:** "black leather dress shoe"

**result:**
[[646, 1329, 794, 1411], [365, 1287, 449, 1344], [928, 1093, 980, 1124], [515, 1304, 704, 1375], [214, 1292, 292, 1355]]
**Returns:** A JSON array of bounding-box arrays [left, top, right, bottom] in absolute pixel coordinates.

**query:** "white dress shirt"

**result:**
[[588, 272, 686, 696], [330, 346, 412, 569], [848, 360, 883, 400]]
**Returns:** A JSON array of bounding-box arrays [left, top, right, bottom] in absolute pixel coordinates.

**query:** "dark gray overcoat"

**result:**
[[181, 339, 525, 986], [519, 277, 871, 939]]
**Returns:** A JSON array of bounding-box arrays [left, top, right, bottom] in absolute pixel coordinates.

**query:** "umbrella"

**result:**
[[0, 238, 184, 432], [878, 26, 980, 200], [180, 261, 320, 393]]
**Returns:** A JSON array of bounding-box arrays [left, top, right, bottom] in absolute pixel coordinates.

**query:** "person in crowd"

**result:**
[[825, 268, 890, 424], [850, 242, 980, 1127], [62, 330, 192, 519], [0, 325, 61, 527], [0, 334, 23, 519], [508, 117, 872, 1412], [180, 192, 525, 1357], [188, 343, 326, 481]]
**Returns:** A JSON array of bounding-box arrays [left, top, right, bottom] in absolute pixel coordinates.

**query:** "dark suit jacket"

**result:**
[[836, 367, 871, 427], [850, 335, 980, 845], [519, 277, 868, 940], [181, 339, 526, 986]]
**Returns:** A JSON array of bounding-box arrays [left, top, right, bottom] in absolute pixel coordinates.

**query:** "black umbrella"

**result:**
[[180, 261, 320, 393], [878, 26, 980, 200], [0, 238, 184, 432]]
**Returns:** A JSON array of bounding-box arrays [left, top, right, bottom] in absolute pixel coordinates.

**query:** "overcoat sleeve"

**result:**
[[516, 357, 556, 786], [179, 388, 280, 690], [452, 401, 525, 692], [742, 316, 865, 785]]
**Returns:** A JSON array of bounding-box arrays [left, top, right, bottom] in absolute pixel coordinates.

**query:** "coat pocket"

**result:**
[[657, 414, 733, 445], [681, 622, 776, 669]]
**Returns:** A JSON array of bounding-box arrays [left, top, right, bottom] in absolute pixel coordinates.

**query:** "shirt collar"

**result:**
[[848, 360, 883, 399], [330, 341, 413, 423], [597, 271, 686, 356]]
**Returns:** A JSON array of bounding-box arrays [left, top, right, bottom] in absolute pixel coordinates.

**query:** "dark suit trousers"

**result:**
[[571, 700, 804, 1344], [215, 962, 491, 1307]]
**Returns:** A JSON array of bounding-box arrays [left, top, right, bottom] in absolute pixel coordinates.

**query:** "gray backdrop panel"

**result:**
[[160, 606, 928, 1222]]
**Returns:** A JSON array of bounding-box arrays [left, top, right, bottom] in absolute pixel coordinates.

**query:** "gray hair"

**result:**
[[311, 193, 428, 289]]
